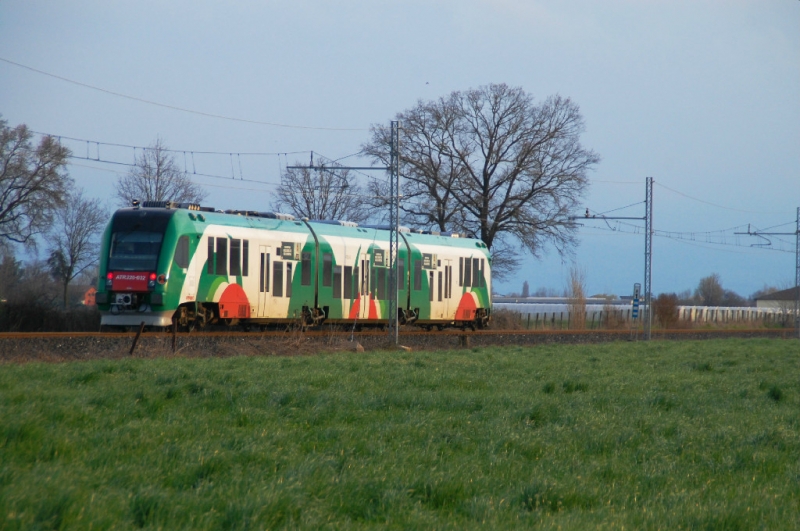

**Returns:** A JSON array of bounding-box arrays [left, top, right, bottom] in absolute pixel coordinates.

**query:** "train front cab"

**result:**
[[96, 207, 178, 328]]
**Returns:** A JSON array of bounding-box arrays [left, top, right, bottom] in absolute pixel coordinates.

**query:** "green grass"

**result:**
[[1, 339, 799, 529]]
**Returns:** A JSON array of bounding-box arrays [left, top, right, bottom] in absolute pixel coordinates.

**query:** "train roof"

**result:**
[[117, 202, 490, 252]]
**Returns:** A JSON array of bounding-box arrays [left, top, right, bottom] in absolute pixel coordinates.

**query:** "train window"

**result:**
[[344, 266, 353, 299], [458, 257, 463, 287], [360, 260, 367, 296], [377, 267, 386, 300], [286, 263, 292, 297], [207, 237, 214, 274], [230, 239, 241, 276], [371, 267, 376, 298], [242, 240, 249, 276], [108, 231, 163, 272], [175, 236, 189, 269], [448, 266, 453, 298], [398, 258, 405, 290], [355, 264, 361, 296], [464, 258, 472, 287], [273, 261, 283, 297], [265, 253, 270, 292], [438, 271, 443, 301], [480, 259, 485, 287], [259, 253, 265, 292], [444, 265, 449, 299], [414, 259, 422, 290], [333, 265, 342, 299], [301, 252, 311, 286], [323, 253, 332, 287], [216, 238, 227, 276], [472, 258, 480, 288], [429, 271, 434, 301]]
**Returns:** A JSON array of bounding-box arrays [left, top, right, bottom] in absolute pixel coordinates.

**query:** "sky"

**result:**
[[1, 0, 798, 299]]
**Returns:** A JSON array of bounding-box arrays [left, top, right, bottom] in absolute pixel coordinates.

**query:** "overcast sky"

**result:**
[[1, 0, 798, 298]]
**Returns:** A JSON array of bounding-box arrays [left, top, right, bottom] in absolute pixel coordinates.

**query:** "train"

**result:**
[[95, 201, 492, 331]]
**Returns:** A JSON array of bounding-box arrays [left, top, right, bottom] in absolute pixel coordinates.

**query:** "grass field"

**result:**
[[1, 339, 799, 530]]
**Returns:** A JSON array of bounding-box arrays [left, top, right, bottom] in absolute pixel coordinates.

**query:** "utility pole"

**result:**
[[735, 207, 800, 339], [644, 176, 653, 340], [286, 121, 402, 344], [570, 177, 654, 339], [388, 121, 400, 345]]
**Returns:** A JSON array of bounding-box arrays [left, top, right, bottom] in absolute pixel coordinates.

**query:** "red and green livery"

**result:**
[[96, 202, 492, 330]]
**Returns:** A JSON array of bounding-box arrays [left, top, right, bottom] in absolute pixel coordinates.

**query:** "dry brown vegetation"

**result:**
[[567, 266, 587, 330]]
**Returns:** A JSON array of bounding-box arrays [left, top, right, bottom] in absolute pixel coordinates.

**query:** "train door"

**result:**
[[182, 236, 196, 302], [442, 258, 453, 319], [359, 255, 370, 319], [257, 245, 270, 317]]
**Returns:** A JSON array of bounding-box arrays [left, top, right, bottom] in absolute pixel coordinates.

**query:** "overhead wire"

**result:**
[[31, 130, 309, 157], [654, 181, 790, 214], [2, 56, 367, 131]]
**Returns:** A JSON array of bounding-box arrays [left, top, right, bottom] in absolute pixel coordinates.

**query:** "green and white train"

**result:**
[[96, 201, 492, 330]]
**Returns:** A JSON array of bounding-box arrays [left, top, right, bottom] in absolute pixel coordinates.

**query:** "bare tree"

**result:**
[[695, 273, 725, 306], [115, 138, 206, 206], [363, 84, 599, 278], [364, 100, 467, 230], [0, 117, 72, 246], [47, 189, 109, 307], [272, 164, 371, 223]]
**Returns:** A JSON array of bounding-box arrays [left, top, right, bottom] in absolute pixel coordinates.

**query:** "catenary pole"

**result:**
[[796, 207, 799, 339], [735, 207, 800, 340], [644, 177, 653, 340], [569, 177, 653, 340], [388, 121, 400, 344]]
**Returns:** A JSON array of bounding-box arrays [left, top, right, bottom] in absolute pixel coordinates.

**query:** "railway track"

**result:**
[[0, 327, 793, 341]]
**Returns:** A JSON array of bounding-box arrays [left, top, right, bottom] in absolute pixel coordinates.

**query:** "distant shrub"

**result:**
[[0, 301, 100, 332], [653, 293, 680, 329], [490, 309, 525, 330]]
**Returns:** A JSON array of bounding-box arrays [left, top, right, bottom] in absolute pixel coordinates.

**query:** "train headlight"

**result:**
[[157, 274, 167, 285], [148, 272, 157, 289], [106, 272, 113, 288]]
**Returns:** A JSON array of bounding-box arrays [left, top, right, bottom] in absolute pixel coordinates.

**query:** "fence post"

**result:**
[[130, 321, 146, 355]]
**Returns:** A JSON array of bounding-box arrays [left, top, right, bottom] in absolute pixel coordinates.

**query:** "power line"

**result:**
[[67, 154, 279, 187], [31, 130, 309, 157], [595, 219, 795, 253], [1, 56, 367, 132], [655, 182, 789, 214]]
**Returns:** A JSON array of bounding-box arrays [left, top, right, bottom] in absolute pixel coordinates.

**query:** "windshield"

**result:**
[[108, 231, 164, 271]]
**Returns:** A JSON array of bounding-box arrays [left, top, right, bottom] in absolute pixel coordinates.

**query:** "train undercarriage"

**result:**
[[105, 302, 491, 333]]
